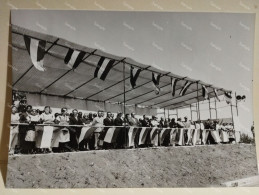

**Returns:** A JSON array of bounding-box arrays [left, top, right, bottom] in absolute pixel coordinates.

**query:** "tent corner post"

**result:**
[[208, 98, 211, 119], [214, 97, 218, 119], [230, 102, 235, 129], [235, 92, 239, 116], [196, 82, 200, 120]]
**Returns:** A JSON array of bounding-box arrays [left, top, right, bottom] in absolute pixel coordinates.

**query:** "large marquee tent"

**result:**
[[11, 25, 232, 118]]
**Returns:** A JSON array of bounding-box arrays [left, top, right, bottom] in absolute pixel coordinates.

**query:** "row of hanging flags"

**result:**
[[23, 35, 232, 102]]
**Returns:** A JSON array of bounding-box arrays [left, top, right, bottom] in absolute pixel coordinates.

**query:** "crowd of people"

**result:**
[[9, 102, 236, 155]]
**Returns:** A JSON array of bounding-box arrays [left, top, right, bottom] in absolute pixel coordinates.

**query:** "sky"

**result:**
[[11, 10, 255, 135]]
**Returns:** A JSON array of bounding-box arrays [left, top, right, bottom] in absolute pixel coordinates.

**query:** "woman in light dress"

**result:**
[[35, 106, 55, 153], [9, 106, 20, 154], [52, 107, 71, 152], [40, 106, 55, 124], [218, 123, 229, 143]]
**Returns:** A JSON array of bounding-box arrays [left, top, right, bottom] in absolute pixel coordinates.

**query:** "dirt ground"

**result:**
[[5, 144, 259, 188]]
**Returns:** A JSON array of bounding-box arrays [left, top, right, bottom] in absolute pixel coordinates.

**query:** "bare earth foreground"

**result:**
[[5, 144, 258, 188]]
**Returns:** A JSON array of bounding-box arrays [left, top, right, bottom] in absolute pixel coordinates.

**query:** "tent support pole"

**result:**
[[230, 101, 237, 142], [208, 98, 211, 119], [123, 62, 126, 116], [190, 105, 192, 121], [123, 62, 127, 148], [196, 82, 200, 120], [215, 98, 218, 119], [235, 92, 239, 116], [230, 102, 235, 129]]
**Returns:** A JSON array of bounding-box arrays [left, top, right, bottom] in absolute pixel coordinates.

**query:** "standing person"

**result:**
[[91, 110, 104, 149], [176, 118, 185, 146], [194, 120, 202, 145], [204, 119, 212, 144], [146, 116, 159, 147], [26, 105, 32, 115], [54, 107, 70, 152], [169, 118, 177, 128], [126, 113, 141, 148], [114, 112, 125, 148], [80, 113, 93, 150], [159, 117, 168, 128], [9, 106, 20, 154], [18, 103, 30, 154], [183, 117, 192, 145], [69, 109, 83, 151], [111, 113, 115, 121], [37, 106, 55, 153], [182, 117, 191, 144], [25, 108, 41, 154], [206, 119, 221, 144], [82, 113, 92, 125], [200, 120, 207, 145], [228, 123, 235, 143], [169, 118, 178, 146], [40, 106, 55, 124], [101, 111, 114, 149], [88, 112, 94, 122], [124, 114, 131, 126], [114, 112, 123, 126], [140, 115, 150, 127], [159, 117, 170, 146], [130, 113, 141, 127], [219, 123, 229, 143], [150, 116, 159, 127]]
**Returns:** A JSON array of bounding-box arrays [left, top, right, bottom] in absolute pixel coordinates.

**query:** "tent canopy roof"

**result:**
[[12, 25, 231, 110]]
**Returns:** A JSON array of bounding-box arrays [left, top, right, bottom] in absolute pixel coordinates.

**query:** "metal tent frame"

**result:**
[[11, 25, 237, 125]]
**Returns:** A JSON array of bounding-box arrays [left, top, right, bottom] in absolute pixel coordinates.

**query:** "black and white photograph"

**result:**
[[6, 10, 258, 188]]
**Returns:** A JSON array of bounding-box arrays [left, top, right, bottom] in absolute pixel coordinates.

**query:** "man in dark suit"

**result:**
[[140, 115, 150, 127], [113, 112, 125, 148], [103, 112, 114, 126], [99, 111, 114, 149], [69, 109, 83, 151]]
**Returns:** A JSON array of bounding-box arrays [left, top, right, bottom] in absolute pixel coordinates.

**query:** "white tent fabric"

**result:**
[[12, 25, 231, 112]]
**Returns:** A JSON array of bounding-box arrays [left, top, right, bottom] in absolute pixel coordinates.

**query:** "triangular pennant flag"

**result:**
[[152, 73, 161, 95], [24, 35, 46, 71], [225, 91, 232, 104], [214, 89, 220, 101], [94, 57, 115, 81], [171, 77, 179, 97], [202, 85, 209, 100], [64, 48, 86, 69], [179, 81, 192, 96], [130, 66, 141, 88]]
